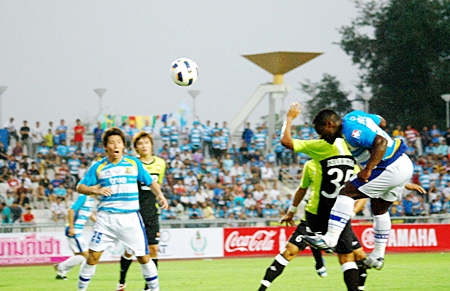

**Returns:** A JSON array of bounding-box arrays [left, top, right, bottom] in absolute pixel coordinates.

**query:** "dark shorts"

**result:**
[[288, 219, 361, 254], [144, 218, 160, 245]]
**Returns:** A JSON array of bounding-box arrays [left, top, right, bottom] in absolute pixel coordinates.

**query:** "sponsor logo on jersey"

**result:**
[[125, 167, 133, 174], [351, 129, 362, 139]]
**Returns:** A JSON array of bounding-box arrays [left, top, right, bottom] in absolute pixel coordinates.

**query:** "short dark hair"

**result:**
[[313, 109, 340, 127], [102, 127, 126, 147]]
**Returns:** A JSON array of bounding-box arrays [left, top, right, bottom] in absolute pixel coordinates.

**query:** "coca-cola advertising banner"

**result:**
[[223, 227, 304, 257], [223, 224, 450, 257]]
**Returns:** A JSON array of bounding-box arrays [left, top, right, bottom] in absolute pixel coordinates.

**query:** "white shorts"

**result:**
[[89, 211, 149, 257], [67, 235, 88, 253], [351, 154, 413, 202]]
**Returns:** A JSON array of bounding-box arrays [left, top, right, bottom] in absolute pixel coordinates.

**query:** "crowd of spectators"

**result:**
[[1, 117, 450, 231]]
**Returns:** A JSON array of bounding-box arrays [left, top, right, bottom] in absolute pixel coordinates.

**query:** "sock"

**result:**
[[119, 255, 133, 284], [58, 254, 86, 273], [142, 259, 158, 290], [152, 258, 158, 268], [78, 263, 96, 290], [342, 262, 359, 291], [324, 195, 355, 247], [357, 264, 367, 291], [141, 261, 159, 291], [311, 248, 324, 269], [371, 212, 391, 258], [259, 254, 289, 290]]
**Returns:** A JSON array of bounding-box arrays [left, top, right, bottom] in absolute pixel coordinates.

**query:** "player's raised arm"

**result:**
[[281, 102, 301, 150]]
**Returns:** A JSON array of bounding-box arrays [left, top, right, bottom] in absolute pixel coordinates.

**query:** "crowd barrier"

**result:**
[[1, 220, 449, 266]]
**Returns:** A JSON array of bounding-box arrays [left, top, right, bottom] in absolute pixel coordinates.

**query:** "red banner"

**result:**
[[355, 223, 450, 252], [223, 224, 450, 257]]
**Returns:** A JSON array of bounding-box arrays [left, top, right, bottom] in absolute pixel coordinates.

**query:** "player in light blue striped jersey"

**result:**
[[76, 127, 168, 291], [54, 194, 96, 280]]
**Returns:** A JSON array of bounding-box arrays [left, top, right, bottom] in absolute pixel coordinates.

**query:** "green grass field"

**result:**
[[1, 252, 449, 290]]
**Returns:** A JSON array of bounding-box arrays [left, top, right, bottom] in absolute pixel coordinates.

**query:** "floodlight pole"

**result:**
[[441, 94, 450, 128], [189, 90, 200, 122], [361, 92, 373, 113], [94, 88, 107, 119]]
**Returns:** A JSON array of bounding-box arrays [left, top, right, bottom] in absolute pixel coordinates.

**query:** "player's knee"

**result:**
[[282, 243, 299, 260], [136, 254, 150, 264]]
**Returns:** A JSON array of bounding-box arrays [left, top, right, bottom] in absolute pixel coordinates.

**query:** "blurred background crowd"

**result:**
[[1, 117, 450, 230]]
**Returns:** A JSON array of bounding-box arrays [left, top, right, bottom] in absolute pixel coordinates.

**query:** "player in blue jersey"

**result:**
[[76, 127, 168, 291], [54, 194, 96, 280], [300, 104, 426, 270]]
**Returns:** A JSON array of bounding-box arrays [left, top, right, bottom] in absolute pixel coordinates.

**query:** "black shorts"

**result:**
[[144, 218, 160, 245], [288, 219, 361, 254]]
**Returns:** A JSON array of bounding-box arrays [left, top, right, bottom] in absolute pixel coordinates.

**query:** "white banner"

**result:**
[[0, 227, 224, 265]]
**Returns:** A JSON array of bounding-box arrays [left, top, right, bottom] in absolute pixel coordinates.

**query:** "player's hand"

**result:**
[[68, 226, 75, 236], [357, 168, 371, 183], [405, 183, 427, 194], [94, 187, 113, 196], [287, 102, 301, 120], [158, 194, 169, 210], [279, 212, 295, 226]]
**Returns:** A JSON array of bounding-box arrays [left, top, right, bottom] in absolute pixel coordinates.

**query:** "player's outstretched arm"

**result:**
[[280, 186, 307, 226], [281, 102, 301, 150], [405, 183, 427, 194], [149, 180, 169, 209]]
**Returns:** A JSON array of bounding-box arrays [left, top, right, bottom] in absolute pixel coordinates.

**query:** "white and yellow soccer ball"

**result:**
[[170, 58, 199, 86]]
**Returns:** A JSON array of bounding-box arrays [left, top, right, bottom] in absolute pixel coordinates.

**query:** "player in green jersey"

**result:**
[[117, 131, 167, 291], [258, 141, 368, 291]]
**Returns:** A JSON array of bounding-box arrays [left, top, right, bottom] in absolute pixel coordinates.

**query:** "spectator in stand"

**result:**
[[55, 119, 68, 145], [389, 201, 404, 217], [67, 140, 78, 157], [200, 120, 212, 158], [11, 141, 24, 158], [51, 196, 66, 222], [430, 195, 444, 214], [68, 153, 81, 182], [188, 203, 203, 219], [392, 125, 406, 142], [405, 142, 417, 157], [5, 190, 15, 206], [261, 162, 275, 187], [421, 126, 432, 150], [4, 117, 19, 145], [211, 131, 223, 160], [21, 206, 36, 232], [159, 121, 172, 146], [10, 201, 23, 223], [171, 199, 186, 220], [430, 124, 442, 144], [92, 121, 104, 150], [1, 202, 13, 232], [242, 122, 254, 145], [436, 139, 448, 156], [73, 119, 85, 149], [219, 129, 229, 158], [190, 121, 202, 151], [31, 121, 44, 159], [20, 120, 32, 156], [170, 120, 180, 146], [228, 142, 240, 165], [413, 195, 429, 217], [43, 128, 54, 149], [0, 141, 8, 163], [405, 125, 422, 156]]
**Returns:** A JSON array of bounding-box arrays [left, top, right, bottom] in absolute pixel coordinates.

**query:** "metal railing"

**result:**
[[1, 214, 449, 233]]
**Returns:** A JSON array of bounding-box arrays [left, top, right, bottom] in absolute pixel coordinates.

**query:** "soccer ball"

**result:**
[[170, 58, 198, 86]]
